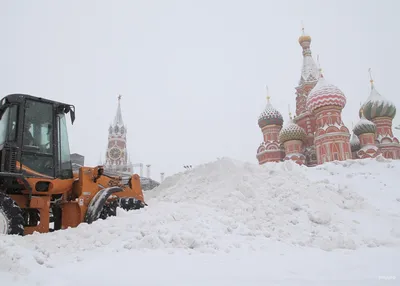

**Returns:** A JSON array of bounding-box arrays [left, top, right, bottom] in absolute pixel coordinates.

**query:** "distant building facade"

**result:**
[[71, 153, 84, 172]]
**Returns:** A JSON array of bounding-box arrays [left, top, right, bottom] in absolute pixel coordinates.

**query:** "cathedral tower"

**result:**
[[104, 95, 133, 174], [293, 28, 320, 166], [256, 87, 285, 163], [306, 72, 352, 164], [359, 70, 400, 159], [278, 112, 307, 165], [353, 109, 380, 158]]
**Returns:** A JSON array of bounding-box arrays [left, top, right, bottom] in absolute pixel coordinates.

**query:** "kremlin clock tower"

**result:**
[[104, 95, 133, 174]]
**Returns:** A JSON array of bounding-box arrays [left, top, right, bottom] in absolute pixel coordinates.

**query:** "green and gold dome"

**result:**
[[359, 79, 396, 120]]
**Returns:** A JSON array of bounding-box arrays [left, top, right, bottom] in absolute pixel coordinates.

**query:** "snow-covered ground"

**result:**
[[1, 156, 400, 285]]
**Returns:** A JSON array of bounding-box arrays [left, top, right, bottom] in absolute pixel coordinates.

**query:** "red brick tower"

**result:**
[[306, 72, 352, 164], [359, 70, 400, 159], [104, 95, 133, 174], [293, 28, 320, 166], [256, 88, 285, 164], [353, 110, 380, 158], [278, 112, 307, 165]]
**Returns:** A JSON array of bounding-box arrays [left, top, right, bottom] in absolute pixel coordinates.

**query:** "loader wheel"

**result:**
[[0, 192, 24, 235], [99, 199, 119, 220]]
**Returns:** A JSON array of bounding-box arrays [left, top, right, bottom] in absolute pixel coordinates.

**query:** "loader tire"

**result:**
[[0, 192, 24, 235]]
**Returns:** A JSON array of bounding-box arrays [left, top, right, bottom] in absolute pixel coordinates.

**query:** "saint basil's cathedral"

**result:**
[[256, 30, 400, 166]]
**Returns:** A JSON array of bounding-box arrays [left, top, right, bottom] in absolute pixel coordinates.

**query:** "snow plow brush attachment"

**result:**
[[119, 197, 145, 211], [84, 188, 146, 224], [84, 186, 123, 224]]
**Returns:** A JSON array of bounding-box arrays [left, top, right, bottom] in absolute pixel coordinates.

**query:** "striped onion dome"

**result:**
[[359, 82, 396, 120], [258, 97, 284, 128], [350, 132, 361, 152], [278, 117, 307, 143], [353, 112, 376, 136], [306, 75, 347, 113]]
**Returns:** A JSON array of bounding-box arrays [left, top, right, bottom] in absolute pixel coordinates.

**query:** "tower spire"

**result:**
[[104, 93, 131, 175], [113, 94, 124, 126], [317, 54, 323, 78], [368, 68, 374, 89], [297, 27, 319, 85]]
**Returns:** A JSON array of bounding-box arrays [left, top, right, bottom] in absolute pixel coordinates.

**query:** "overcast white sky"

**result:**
[[0, 0, 399, 181]]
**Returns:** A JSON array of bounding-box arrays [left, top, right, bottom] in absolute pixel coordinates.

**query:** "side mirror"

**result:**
[[57, 104, 76, 125], [70, 106, 75, 125]]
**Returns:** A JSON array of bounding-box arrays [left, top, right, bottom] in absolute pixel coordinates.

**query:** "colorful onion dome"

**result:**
[[353, 110, 376, 136], [306, 74, 347, 113], [278, 116, 307, 143], [258, 96, 284, 128], [359, 80, 396, 120], [298, 27, 312, 46], [298, 34, 311, 45], [350, 132, 361, 152]]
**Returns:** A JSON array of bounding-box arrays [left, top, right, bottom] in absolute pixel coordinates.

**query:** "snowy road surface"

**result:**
[[2, 245, 399, 286]]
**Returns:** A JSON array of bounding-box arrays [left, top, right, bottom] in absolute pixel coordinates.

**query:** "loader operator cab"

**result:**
[[0, 94, 75, 179]]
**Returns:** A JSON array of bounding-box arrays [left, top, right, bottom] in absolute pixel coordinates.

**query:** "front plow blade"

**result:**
[[84, 186, 123, 224]]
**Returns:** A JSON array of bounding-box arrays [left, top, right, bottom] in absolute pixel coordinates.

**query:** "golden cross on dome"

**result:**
[[368, 68, 374, 87], [266, 85, 270, 103], [317, 54, 323, 76], [301, 20, 305, 35]]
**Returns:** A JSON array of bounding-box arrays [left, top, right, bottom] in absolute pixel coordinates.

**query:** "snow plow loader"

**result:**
[[0, 94, 146, 236]]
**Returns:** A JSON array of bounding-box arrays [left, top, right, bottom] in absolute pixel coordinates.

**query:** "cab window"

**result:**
[[22, 100, 53, 154], [20, 100, 54, 177]]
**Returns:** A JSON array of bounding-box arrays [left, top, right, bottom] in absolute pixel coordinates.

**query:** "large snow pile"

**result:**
[[1, 156, 400, 285], [145, 156, 400, 251]]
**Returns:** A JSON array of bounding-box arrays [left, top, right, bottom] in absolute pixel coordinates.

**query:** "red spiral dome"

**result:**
[[306, 76, 347, 113]]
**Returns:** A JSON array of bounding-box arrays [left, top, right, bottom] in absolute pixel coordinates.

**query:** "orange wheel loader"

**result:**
[[0, 94, 146, 236]]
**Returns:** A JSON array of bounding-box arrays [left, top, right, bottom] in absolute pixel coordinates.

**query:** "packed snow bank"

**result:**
[[146, 156, 400, 251], [1, 156, 400, 283]]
